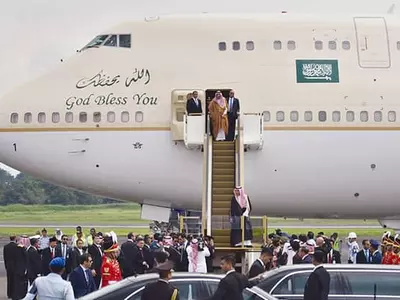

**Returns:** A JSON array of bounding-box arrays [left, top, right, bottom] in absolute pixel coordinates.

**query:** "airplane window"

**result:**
[[232, 41, 240, 51], [276, 111, 285, 122], [273, 41, 282, 50], [79, 112, 87, 123], [290, 111, 299, 122], [246, 41, 255, 51], [218, 42, 227, 51], [342, 41, 351, 50], [10, 113, 18, 124], [287, 40, 296, 50], [318, 111, 327, 122], [82, 34, 109, 50], [304, 111, 313, 122], [38, 112, 46, 123], [65, 112, 73, 123], [374, 111, 382, 122], [263, 111, 270, 122], [388, 111, 396, 122], [119, 34, 131, 48], [121, 111, 130, 123], [93, 112, 101, 123], [24, 113, 32, 124], [104, 35, 117, 47], [52, 112, 60, 123], [332, 111, 341, 122], [135, 111, 144, 123], [315, 41, 323, 50], [397, 42, 400, 51], [360, 111, 368, 122], [346, 111, 355, 122], [329, 41, 337, 50], [107, 112, 116, 123]]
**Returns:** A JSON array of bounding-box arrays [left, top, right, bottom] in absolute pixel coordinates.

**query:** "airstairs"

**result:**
[[182, 111, 265, 272]]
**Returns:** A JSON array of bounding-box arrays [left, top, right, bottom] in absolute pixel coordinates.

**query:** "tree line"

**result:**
[[0, 169, 117, 205]]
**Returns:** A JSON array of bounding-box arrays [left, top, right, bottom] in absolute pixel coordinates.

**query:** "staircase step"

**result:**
[[212, 181, 235, 188], [212, 229, 231, 236], [212, 207, 230, 215], [213, 187, 234, 195], [213, 168, 234, 175], [213, 156, 235, 163], [213, 174, 235, 181], [212, 235, 230, 244], [213, 141, 235, 150], [213, 149, 235, 156], [213, 195, 232, 203]]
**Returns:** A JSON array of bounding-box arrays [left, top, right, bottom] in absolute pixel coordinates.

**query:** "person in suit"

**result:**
[[13, 237, 28, 300], [209, 255, 250, 300], [248, 247, 273, 278], [88, 233, 103, 289], [356, 239, 371, 264], [70, 239, 85, 271], [4, 235, 18, 299], [141, 260, 179, 300], [303, 250, 330, 300], [226, 89, 240, 141], [133, 238, 150, 275], [69, 253, 97, 298], [176, 233, 189, 272], [146, 251, 169, 273], [121, 232, 136, 278], [56, 235, 73, 279], [186, 91, 202, 115], [370, 239, 383, 264], [299, 247, 312, 264], [27, 238, 42, 285], [41, 236, 61, 276]]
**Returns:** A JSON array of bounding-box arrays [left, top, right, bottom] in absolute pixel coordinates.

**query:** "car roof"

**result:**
[[260, 264, 400, 279]]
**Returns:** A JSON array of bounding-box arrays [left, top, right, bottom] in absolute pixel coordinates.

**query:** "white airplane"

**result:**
[[1, 12, 400, 232]]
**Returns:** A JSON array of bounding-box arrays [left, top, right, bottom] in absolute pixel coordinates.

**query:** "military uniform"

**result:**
[[101, 255, 122, 287], [141, 279, 179, 300], [141, 260, 179, 300], [101, 236, 122, 288]]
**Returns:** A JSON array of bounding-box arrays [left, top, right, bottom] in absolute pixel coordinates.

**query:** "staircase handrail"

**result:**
[[235, 116, 245, 187], [203, 116, 213, 236]]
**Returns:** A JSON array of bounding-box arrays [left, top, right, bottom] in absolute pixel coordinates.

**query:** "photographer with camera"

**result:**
[[186, 237, 210, 273]]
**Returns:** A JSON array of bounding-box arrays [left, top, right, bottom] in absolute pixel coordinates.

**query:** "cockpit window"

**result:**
[[83, 35, 109, 50], [104, 35, 118, 47], [119, 34, 131, 48]]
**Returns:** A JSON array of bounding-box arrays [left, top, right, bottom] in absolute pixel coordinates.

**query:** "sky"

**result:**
[[0, 0, 399, 175]]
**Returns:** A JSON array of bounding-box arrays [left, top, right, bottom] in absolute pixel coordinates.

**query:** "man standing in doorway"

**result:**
[[226, 90, 240, 141], [186, 91, 202, 115]]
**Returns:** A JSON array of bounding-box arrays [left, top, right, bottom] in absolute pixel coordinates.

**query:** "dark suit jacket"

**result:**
[[27, 246, 42, 281], [293, 253, 302, 264], [210, 271, 249, 300], [4, 241, 18, 273], [227, 97, 240, 119], [71, 247, 85, 271], [69, 265, 97, 298], [356, 249, 371, 264], [41, 246, 61, 275], [56, 244, 73, 273], [186, 98, 202, 114], [88, 244, 102, 275], [141, 280, 180, 300], [121, 240, 136, 277], [302, 254, 312, 264], [303, 265, 330, 300], [248, 259, 265, 279], [371, 251, 382, 264]]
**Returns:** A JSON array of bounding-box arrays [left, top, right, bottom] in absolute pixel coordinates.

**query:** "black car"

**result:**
[[256, 264, 400, 299], [79, 272, 277, 300]]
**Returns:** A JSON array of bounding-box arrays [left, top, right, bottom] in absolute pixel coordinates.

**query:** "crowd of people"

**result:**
[[3, 226, 216, 299]]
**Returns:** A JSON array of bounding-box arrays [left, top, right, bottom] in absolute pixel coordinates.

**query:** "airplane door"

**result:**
[[354, 17, 391, 68]]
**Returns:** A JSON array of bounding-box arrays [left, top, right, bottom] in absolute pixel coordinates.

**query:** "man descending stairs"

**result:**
[[211, 140, 235, 248]]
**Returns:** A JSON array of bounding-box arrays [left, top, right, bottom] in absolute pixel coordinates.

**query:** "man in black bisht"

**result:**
[[141, 260, 179, 300], [230, 187, 253, 247], [4, 235, 18, 299]]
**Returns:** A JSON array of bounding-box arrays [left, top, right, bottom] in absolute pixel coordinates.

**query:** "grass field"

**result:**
[[0, 204, 387, 238]]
